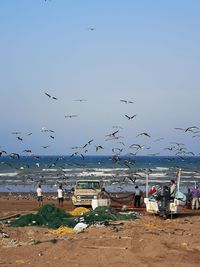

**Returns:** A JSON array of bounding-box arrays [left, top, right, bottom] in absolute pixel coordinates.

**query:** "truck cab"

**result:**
[[71, 180, 102, 206]]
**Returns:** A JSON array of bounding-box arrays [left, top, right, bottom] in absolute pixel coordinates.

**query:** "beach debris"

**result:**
[[69, 207, 90, 216], [74, 223, 88, 233], [50, 227, 76, 235], [38, 252, 43, 256], [33, 239, 57, 245], [0, 231, 10, 238], [121, 205, 128, 211], [15, 260, 26, 264]]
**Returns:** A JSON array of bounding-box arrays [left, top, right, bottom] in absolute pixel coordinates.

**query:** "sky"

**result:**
[[0, 0, 200, 156]]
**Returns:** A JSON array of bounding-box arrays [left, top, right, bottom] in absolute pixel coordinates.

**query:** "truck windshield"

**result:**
[[76, 181, 100, 189]]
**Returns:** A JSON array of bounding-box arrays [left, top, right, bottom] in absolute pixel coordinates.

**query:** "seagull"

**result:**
[[41, 145, 50, 149], [185, 126, 199, 132], [0, 150, 7, 156], [87, 139, 94, 145], [123, 176, 136, 184], [22, 149, 32, 153], [137, 132, 151, 138], [154, 138, 164, 142], [87, 27, 95, 31], [12, 132, 21, 135], [120, 99, 134, 104], [174, 127, 185, 131], [106, 130, 119, 138], [73, 99, 87, 102], [65, 115, 78, 118], [129, 144, 144, 149], [41, 127, 55, 133], [45, 92, 58, 100], [9, 153, 20, 159], [112, 148, 123, 153], [163, 147, 175, 151], [125, 114, 137, 120], [96, 145, 104, 152], [174, 126, 199, 132]]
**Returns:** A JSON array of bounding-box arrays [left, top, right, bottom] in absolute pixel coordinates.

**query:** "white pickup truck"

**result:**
[[71, 180, 102, 206]]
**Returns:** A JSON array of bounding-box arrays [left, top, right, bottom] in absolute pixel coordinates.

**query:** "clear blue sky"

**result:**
[[0, 0, 200, 156]]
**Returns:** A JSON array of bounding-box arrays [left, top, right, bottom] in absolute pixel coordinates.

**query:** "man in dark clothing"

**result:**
[[134, 185, 142, 208]]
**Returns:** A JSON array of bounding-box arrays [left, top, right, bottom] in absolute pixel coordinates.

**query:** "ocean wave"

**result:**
[[0, 172, 18, 177], [154, 167, 170, 171]]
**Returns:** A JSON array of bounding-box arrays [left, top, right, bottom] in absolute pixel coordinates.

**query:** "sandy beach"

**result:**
[[1, 194, 200, 267]]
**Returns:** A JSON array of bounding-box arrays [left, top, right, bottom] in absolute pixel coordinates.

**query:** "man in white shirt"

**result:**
[[57, 185, 64, 207], [36, 184, 43, 207]]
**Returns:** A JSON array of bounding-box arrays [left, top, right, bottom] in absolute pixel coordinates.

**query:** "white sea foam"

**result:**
[[42, 169, 59, 172], [77, 171, 113, 177], [155, 167, 170, 171], [0, 172, 18, 177], [149, 173, 167, 177]]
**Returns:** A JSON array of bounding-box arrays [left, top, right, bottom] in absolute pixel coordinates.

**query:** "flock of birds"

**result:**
[[0, 90, 199, 191]]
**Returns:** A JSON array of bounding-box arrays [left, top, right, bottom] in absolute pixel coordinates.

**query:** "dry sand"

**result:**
[[0, 194, 200, 267]]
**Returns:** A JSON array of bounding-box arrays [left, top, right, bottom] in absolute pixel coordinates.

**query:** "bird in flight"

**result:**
[[87, 27, 95, 31], [41, 145, 50, 149], [174, 126, 199, 132], [0, 150, 7, 156], [106, 130, 119, 138], [9, 153, 20, 159], [65, 115, 78, 118], [125, 114, 137, 120], [73, 99, 87, 102], [12, 132, 21, 135], [129, 144, 144, 149], [22, 149, 32, 153], [154, 138, 164, 142], [120, 99, 134, 104], [45, 92, 58, 100], [41, 127, 55, 133], [185, 126, 199, 132], [95, 145, 104, 152], [17, 136, 23, 141], [137, 132, 151, 138]]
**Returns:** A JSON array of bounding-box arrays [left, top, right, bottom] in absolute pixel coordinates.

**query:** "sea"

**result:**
[[0, 156, 200, 193]]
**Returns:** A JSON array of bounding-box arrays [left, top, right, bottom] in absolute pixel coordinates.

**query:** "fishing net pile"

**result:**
[[10, 204, 137, 229], [10, 204, 71, 229]]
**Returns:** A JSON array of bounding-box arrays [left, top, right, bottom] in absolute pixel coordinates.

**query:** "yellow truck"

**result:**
[[71, 180, 102, 206]]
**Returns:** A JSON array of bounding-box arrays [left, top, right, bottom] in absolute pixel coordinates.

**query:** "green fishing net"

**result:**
[[10, 205, 137, 229]]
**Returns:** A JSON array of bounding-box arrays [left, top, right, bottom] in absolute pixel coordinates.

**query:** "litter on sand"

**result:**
[[69, 207, 90, 216], [50, 226, 76, 235]]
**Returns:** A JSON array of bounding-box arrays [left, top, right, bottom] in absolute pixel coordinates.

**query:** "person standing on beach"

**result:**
[[134, 185, 142, 208], [169, 180, 176, 200], [36, 184, 43, 207], [191, 186, 200, 210], [57, 185, 64, 207]]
